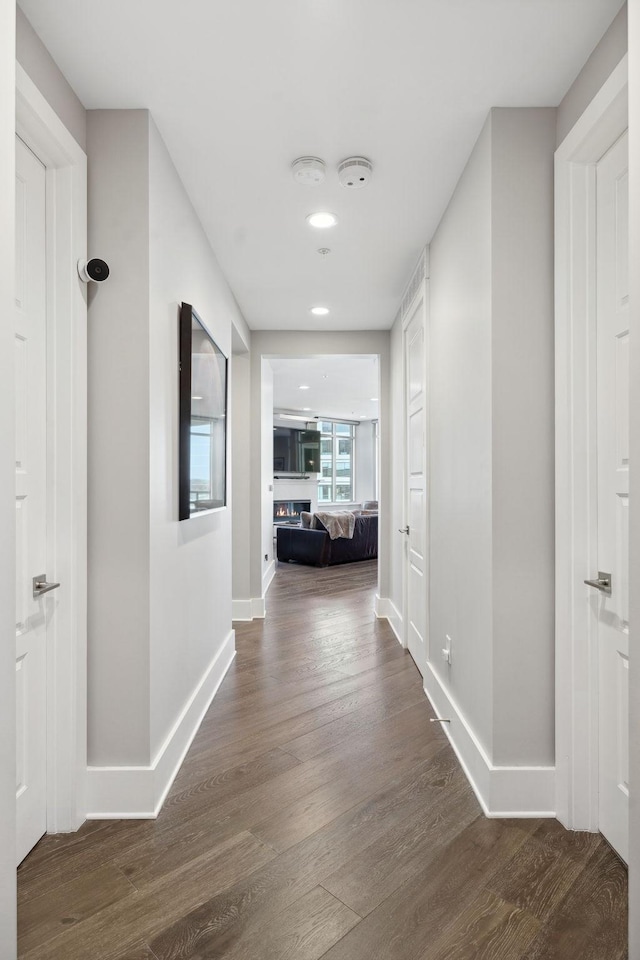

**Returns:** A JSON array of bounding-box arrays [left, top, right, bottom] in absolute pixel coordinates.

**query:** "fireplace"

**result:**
[[273, 500, 311, 524]]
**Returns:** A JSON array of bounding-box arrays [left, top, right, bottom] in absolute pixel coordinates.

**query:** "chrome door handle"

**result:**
[[584, 571, 612, 596], [33, 574, 61, 599], [398, 526, 410, 535]]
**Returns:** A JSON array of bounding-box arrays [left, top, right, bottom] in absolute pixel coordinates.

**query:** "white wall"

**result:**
[[232, 352, 252, 610], [428, 115, 494, 755], [86, 110, 151, 766], [16, 6, 86, 149], [147, 116, 235, 758], [628, 2, 639, 954], [0, 1, 16, 953], [393, 108, 556, 784], [86, 110, 243, 799], [261, 358, 275, 596], [490, 108, 556, 766], [557, 3, 627, 146]]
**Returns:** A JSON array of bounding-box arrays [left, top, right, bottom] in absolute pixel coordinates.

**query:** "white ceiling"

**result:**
[[270, 356, 379, 422], [19, 0, 623, 331]]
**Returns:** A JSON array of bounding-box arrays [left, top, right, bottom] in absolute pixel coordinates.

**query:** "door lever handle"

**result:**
[[584, 571, 612, 596], [398, 526, 410, 535], [33, 574, 61, 599]]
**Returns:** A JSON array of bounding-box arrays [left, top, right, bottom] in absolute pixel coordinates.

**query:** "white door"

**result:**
[[593, 130, 629, 862], [402, 290, 428, 675], [15, 135, 49, 865]]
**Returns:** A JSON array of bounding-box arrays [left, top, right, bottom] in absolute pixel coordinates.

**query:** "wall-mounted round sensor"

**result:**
[[307, 212, 338, 229], [292, 157, 326, 185]]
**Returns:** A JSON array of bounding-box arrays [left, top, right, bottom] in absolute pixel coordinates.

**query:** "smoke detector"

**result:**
[[291, 157, 326, 186], [338, 156, 373, 188]]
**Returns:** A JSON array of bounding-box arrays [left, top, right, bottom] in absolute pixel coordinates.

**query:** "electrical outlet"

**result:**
[[264, 553, 269, 562], [441, 634, 452, 665]]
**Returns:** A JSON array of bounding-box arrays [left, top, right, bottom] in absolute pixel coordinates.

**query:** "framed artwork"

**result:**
[[179, 302, 227, 520]]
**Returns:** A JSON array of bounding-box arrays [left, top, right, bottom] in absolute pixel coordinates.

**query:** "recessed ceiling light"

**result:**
[[370, 397, 378, 401], [307, 212, 338, 229], [299, 384, 310, 390], [310, 306, 330, 316], [191, 395, 203, 400], [302, 407, 311, 411]]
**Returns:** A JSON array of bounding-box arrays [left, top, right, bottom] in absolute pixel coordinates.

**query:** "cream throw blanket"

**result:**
[[314, 511, 356, 540]]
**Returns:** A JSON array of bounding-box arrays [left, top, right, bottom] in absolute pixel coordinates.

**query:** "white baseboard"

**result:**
[[374, 594, 404, 647], [233, 562, 275, 621], [424, 662, 555, 818], [86, 631, 236, 819], [232, 597, 267, 620], [262, 558, 276, 596]]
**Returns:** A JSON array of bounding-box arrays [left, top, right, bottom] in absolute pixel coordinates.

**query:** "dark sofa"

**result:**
[[276, 513, 378, 567]]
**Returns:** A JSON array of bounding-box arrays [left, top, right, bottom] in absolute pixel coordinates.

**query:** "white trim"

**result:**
[[86, 631, 236, 818], [374, 595, 404, 647], [251, 597, 266, 619], [424, 664, 555, 818], [233, 559, 276, 621], [400, 278, 430, 675], [232, 598, 255, 621], [262, 557, 276, 596], [16, 64, 88, 834], [232, 597, 268, 621], [555, 56, 628, 832]]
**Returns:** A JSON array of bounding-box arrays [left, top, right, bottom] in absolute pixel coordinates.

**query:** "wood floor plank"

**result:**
[[486, 819, 601, 922], [318, 817, 537, 960], [17, 560, 628, 960], [211, 885, 361, 960], [17, 819, 155, 906], [280, 676, 426, 762], [148, 742, 465, 959], [250, 738, 450, 853], [424, 888, 541, 960], [523, 843, 628, 960], [320, 758, 480, 916], [110, 943, 159, 960], [21, 831, 276, 960], [18, 863, 135, 955]]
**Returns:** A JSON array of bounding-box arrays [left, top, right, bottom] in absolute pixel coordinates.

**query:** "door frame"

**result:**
[[16, 64, 87, 833], [554, 55, 628, 831], [401, 278, 429, 667]]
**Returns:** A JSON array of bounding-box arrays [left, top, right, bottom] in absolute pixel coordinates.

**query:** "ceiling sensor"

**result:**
[[338, 156, 373, 189], [317, 247, 331, 257], [292, 157, 326, 186]]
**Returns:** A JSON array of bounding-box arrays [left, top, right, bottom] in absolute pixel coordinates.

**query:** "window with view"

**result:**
[[318, 421, 355, 503]]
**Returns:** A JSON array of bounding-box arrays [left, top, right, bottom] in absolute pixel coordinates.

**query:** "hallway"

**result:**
[[17, 561, 627, 959]]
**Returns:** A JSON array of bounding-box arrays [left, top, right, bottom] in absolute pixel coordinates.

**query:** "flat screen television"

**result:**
[[273, 427, 320, 474]]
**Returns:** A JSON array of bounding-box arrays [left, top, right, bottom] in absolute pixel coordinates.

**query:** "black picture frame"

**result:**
[[179, 302, 228, 520]]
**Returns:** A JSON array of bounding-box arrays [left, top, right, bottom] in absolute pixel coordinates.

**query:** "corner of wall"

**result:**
[[424, 663, 555, 818]]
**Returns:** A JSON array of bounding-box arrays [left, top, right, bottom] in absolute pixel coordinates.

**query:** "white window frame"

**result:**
[[317, 420, 356, 505]]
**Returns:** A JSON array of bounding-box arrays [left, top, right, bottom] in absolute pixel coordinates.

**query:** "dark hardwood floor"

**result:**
[[17, 560, 628, 959]]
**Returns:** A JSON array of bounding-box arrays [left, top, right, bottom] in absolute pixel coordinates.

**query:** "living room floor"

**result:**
[[17, 560, 627, 959]]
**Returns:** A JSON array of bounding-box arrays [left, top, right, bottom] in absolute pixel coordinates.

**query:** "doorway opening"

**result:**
[[269, 353, 381, 604]]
